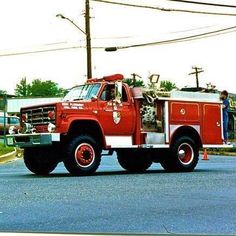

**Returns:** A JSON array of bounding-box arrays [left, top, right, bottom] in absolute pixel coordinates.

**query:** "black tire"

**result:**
[[24, 147, 58, 175], [117, 150, 152, 173], [160, 136, 199, 172], [64, 135, 101, 176]]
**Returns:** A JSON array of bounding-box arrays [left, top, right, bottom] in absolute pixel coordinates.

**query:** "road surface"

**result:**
[[0, 154, 236, 235]]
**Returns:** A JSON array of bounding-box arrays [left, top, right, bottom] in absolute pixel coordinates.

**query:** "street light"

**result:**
[[149, 74, 160, 84], [56, 1, 92, 79], [56, 14, 86, 35]]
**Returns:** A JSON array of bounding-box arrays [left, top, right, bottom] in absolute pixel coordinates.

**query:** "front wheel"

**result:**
[[24, 147, 58, 175], [160, 136, 199, 172], [64, 135, 101, 176]]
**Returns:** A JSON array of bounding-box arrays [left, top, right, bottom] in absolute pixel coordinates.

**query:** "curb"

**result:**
[[0, 149, 17, 164]]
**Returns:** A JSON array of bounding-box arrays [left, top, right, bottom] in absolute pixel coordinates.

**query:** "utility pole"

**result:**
[[189, 66, 204, 89], [131, 73, 141, 87], [85, 0, 92, 79]]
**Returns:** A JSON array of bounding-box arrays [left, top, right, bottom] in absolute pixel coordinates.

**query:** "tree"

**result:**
[[124, 78, 145, 88], [30, 79, 64, 97], [15, 78, 65, 97], [160, 80, 177, 91], [0, 90, 6, 95], [15, 77, 31, 97]]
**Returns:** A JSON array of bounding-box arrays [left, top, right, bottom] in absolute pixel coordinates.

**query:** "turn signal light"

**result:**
[[48, 111, 55, 120]]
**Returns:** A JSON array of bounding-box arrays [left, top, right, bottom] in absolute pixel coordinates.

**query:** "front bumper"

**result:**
[[6, 133, 60, 148]]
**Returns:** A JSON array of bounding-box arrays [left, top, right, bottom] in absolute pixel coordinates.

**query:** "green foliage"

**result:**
[[206, 147, 236, 156], [15, 77, 31, 97], [15, 78, 65, 97], [160, 80, 177, 91], [124, 78, 145, 88], [0, 142, 14, 155], [0, 90, 6, 95], [30, 79, 64, 97]]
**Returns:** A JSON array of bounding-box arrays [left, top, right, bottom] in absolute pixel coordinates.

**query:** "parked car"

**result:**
[[0, 114, 20, 135]]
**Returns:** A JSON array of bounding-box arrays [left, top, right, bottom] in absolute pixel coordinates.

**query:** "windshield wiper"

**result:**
[[73, 98, 83, 101]]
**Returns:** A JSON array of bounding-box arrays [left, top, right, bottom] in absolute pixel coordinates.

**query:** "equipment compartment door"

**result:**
[[202, 104, 222, 144]]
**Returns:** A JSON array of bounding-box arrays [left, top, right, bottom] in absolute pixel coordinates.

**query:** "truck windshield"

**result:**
[[63, 83, 101, 101]]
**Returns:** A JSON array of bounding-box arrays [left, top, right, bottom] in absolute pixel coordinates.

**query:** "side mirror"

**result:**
[[91, 95, 98, 102], [115, 81, 122, 104]]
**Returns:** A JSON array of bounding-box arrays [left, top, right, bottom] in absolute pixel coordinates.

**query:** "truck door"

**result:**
[[202, 104, 222, 144], [97, 85, 135, 135]]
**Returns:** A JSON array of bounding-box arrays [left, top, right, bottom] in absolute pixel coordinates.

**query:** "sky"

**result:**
[[0, 0, 236, 94]]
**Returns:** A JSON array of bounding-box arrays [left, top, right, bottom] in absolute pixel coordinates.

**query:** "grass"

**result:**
[[206, 148, 236, 156], [0, 142, 14, 156]]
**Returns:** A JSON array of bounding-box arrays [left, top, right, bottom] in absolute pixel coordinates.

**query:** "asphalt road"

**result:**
[[0, 154, 236, 235]]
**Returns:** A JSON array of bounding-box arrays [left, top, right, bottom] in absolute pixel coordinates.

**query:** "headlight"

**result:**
[[9, 126, 17, 135], [48, 123, 56, 133]]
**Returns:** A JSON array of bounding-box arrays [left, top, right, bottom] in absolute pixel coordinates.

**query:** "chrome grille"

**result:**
[[22, 106, 56, 125]]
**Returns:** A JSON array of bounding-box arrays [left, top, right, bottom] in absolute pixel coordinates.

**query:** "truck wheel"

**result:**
[[64, 135, 101, 176], [117, 150, 152, 173], [160, 136, 199, 172], [24, 147, 58, 175]]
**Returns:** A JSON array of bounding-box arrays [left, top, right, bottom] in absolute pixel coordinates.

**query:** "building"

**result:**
[[5, 97, 62, 114]]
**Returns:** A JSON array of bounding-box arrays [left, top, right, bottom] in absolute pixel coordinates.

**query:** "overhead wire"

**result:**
[[91, 0, 236, 16], [170, 25, 216, 33], [110, 25, 236, 49], [1, 25, 236, 56], [0, 45, 84, 57], [167, 0, 236, 9]]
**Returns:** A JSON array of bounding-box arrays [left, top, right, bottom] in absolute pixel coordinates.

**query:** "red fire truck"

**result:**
[[6, 74, 232, 175]]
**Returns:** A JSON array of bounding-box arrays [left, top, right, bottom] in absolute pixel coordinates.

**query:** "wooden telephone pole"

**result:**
[[85, 0, 92, 79], [189, 66, 204, 88], [131, 73, 142, 86]]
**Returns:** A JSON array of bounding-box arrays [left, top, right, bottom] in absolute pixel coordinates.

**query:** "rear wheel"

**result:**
[[117, 150, 152, 173], [160, 136, 199, 172], [24, 147, 58, 175], [64, 135, 101, 176]]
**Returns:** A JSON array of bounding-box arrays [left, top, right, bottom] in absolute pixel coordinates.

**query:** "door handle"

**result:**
[[104, 109, 113, 112], [216, 122, 221, 127]]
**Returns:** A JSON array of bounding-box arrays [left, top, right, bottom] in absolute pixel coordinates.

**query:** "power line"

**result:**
[[106, 25, 236, 50], [1, 25, 236, 57], [0, 45, 84, 57], [170, 25, 216, 33], [167, 0, 236, 9], [91, 0, 236, 16]]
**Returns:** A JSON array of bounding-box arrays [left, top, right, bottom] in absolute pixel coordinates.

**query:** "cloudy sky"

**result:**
[[0, 0, 236, 94]]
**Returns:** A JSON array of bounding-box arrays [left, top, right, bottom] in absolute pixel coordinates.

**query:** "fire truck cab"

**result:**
[[6, 74, 233, 175]]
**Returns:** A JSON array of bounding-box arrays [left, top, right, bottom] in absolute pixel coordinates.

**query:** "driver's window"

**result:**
[[100, 85, 115, 101], [121, 86, 128, 102], [100, 84, 128, 102]]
